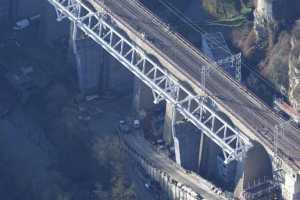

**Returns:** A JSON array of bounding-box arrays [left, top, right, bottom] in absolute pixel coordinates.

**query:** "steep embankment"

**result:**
[[289, 21, 300, 110], [202, 0, 300, 107]]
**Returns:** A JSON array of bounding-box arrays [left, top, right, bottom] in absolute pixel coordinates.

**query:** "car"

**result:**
[[133, 119, 140, 129], [13, 14, 40, 30], [144, 182, 152, 190], [118, 120, 130, 133]]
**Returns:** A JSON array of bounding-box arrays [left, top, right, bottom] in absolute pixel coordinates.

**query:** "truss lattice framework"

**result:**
[[202, 32, 242, 82], [48, 0, 252, 163]]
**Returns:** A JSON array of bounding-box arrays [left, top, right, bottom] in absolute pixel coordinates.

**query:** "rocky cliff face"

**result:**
[[201, 0, 300, 106], [289, 21, 300, 110], [232, 0, 300, 107], [255, 0, 275, 24], [254, 0, 280, 51]]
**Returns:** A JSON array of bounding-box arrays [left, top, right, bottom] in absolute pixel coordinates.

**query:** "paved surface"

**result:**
[[123, 133, 227, 200], [92, 0, 300, 171]]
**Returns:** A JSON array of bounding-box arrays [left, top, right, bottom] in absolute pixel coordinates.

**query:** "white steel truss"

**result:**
[[47, 0, 252, 163]]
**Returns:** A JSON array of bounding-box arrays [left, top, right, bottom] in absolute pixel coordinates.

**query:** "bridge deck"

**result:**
[[94, 0, 300, 171]]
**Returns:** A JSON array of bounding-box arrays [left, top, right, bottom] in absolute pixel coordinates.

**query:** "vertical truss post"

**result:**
[[171, 105, 182, 165], [273, 122, 286, 185], [201, 66, 206, 94], [234, 53, 242, 82]]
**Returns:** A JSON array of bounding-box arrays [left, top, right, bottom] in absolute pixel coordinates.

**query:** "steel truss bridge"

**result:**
[[48, 0, 257, 164]]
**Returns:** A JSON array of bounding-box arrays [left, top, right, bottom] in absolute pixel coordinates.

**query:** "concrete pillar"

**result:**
[[174, 134, 182, 166], [173, 121, 203, 172], [282, 169, 300, 200], [163, 103, 209, 174], [73, 38, 102, 94], [163, 102, 187, 145], [198, 134, 220, 178], [71, 25, 103, 94], [163, 102, 173, 145], [234, 160, 244, 190], [132, 77, 155, 116]]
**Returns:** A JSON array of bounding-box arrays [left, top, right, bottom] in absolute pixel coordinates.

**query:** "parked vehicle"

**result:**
[[118, 120, 130, 133], [13, 14, 40, 30], [133, 119, 141, 129]]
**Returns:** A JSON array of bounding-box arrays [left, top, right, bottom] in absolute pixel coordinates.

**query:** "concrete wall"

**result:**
[[121, 135, 202, 200]]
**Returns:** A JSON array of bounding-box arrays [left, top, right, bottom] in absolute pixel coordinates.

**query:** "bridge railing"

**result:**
[[47, 0, 252, 163]]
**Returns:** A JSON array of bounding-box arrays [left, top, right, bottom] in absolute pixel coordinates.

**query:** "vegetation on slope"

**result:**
[[202, 0, 253, 27], [202, 0, 241, 19]]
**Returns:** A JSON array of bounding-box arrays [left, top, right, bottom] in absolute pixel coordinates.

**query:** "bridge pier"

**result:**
[[173, 121, 203, 172], [132, 78, 156, 116], [281, 164, 300, 200], [70, 25, 103, 94], [163, 104, 242, 188], [163, 102, 175, 145], [70, 24, 133, 95], [162, 102, 206, 174]]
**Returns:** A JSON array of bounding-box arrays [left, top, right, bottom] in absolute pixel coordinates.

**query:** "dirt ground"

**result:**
[[0, 19, 152, 199]]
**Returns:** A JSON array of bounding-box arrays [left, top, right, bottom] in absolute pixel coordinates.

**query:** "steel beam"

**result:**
[[47, 0, 252, 163]]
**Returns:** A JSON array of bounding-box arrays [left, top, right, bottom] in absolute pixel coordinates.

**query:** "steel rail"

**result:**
[[47, 0, 252, 163]]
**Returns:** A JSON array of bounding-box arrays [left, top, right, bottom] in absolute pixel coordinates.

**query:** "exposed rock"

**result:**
[[255, 0, 275, 24], [254, 0, 280, 50], [289, 20, 300, 110], [262, 31, 290, 94]]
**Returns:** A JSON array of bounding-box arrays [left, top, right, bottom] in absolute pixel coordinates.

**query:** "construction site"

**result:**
[[0, 0, 300, 200]]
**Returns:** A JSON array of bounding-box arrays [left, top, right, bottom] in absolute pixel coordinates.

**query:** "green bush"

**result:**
[[202, 0, 241, 19]]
